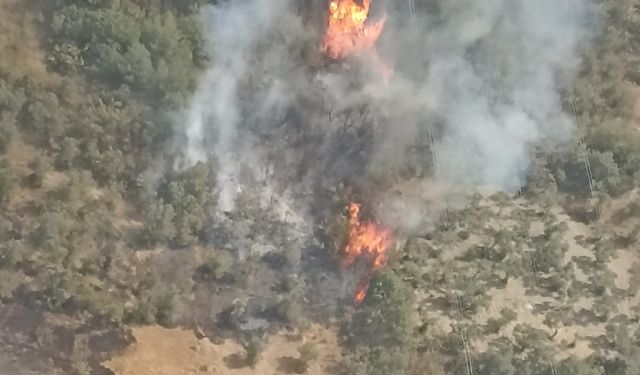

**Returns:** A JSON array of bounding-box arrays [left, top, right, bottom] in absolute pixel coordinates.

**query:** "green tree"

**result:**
[[159, 162, 210, 247], [475, 349, 516, 375], [21, 90, 68, 144], [349, 271, 414, 348], [339, 346, 410, 375], [589, 150, 622, 195], [0, 270, 23, 299], [141, 200, 176, 245], [55, 137, 79, 169], [245, 337, 264, 368], [0, 159, 15, 204], [0, 117, 15, 154], [557, 358, 603, 375], [28, 155, 50, 188]]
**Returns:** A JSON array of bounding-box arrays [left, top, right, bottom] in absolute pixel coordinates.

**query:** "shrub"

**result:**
[[0, 159, 15, 204]]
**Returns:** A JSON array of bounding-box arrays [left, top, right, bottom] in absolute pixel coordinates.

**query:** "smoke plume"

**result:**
[[182, 0, 595, 234]]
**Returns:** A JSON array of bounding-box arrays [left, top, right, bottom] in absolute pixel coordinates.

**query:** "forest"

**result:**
[[0, 0, 639, 374]]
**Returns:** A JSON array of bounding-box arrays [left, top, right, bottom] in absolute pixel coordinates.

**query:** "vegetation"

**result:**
[[0, 0, 638, 373]]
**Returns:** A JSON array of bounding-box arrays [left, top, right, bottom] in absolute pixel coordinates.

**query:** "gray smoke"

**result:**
[[184, 0, 307, 214], [181, 0, 595, 233], [420, 0, 593, 191]]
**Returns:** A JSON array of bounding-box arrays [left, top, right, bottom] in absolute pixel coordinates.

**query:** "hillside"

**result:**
[[0, 0, 639, 374]]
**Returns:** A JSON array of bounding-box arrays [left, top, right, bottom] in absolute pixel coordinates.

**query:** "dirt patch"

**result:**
[[103, 324, 341, 375], [609, 249, 638, 290]]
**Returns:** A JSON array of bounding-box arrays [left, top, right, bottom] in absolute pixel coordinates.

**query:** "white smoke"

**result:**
[[184, 0, 304, 213], [181, 0, 595, 232], [419, 0, 592, 191]]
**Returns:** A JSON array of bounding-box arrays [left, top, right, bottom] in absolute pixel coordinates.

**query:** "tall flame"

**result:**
[[321, 0, 386, 59], [343, 202, 392, 304]]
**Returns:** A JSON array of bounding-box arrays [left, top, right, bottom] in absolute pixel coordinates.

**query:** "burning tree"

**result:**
[[342, 202, 393, 304], [317, 0, 395, 304], [321, 0, 385, 59], [322, 0, 391, 80]]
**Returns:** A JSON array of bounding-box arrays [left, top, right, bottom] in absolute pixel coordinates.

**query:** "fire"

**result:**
[[343, 202, 392, 304], [354, 278, 370, 305], [321, 0, 386, 60]]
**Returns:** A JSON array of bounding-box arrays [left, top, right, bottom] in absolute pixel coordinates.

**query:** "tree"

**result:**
[[0, 159, 15, 204], [55, 137, 79, 169], [245, 337, 264, 368], [194, 249, 234, 282], [557, 358, 603, 375], [589, 150, 622, 195], [0, 240, 26, 268], [141, 201, 176, 245], [339, 346, 410, 375], [28, 155, 50, 188], [0, 80, 25, 155], [48, 2, 202, 105], [158, 162, 210, 247], [0, 117, 15, 154], [0, 270, 23, 299], [349, 271, 414, 348], [299, 342, 318, 368], [408, 351, 446, 375], [21, 90, 68, 144], [475, 349, 516, 375]]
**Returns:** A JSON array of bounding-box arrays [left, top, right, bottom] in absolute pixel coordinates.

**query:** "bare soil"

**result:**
[[104, 324, 342, 375]]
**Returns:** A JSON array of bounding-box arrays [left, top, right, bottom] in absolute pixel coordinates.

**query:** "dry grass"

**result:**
[[0, 0, 54, 83], [104, 324, 342, 375]]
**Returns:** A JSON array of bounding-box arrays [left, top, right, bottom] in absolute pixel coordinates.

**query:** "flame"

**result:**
[[343, 202, 392, 304], [354, 278, 370, 305], [321, 0, 386, 60]]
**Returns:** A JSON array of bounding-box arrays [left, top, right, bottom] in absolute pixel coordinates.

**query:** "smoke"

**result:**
[[181, 0, 595, 234], [416, 0, 593, 191], [183, 0, 307, 213]]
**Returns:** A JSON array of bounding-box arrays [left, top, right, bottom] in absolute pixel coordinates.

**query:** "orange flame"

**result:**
[[344, 202, 392, 304], [354, 278, 370, 305], [321, 0, 386, 59]]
